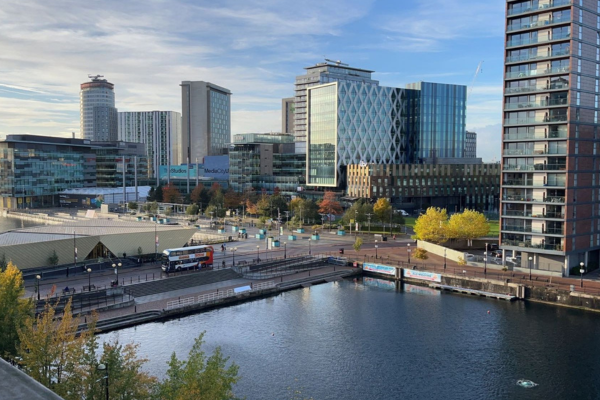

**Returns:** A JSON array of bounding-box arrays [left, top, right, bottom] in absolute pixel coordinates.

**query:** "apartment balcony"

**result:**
[[503, 129, 568, 141], [503, 180, 566, 188], [506, 49, 570, 64], [502, 195, 565, 203], [505, 66, 570, 80], [504, 97, 568, 110], [502, 226, 564, 235], [504, 82, 569, 95], [502, 211, 565, 219], [507, 16, 572, 32], [507, 0, 573, 17], [504, 115, 567, 126], [506, 33, 571, 48], [501, 239, 564, 252], [503, 148, 567, 156], [503, 164, 567, 171], [503, 210, 533, 217]]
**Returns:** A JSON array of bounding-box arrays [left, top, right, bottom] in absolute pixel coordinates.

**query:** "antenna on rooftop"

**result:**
[[325, 58, 349, 66], [88, 74, 105, 81]]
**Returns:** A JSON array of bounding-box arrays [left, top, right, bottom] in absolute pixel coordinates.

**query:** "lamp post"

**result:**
[[284, 242, 287, 259], [112, 262, 121, 286], [443, 249, 447, 271], [232, 247, 237, 266], [97, 363, 109, 400], [35, 275, 41, 301], [484, 243, 488, 276], [256, 245, 260, 262], [308, 238, 312, 255], [375, 240, 378, 259], [407, 243, 411, 264], [528, 256, 533, 280], [87, 267, 92, 291], [154, 222, 158, 261], [580, 261, 585, 288], [355, 210, 358, 236]]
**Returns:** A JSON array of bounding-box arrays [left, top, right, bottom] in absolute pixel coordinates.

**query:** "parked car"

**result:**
[[394, 209, 410, 216], [465, 253, 476, 260], [492, 250, 503, 259], [488, 244, 499, 251]]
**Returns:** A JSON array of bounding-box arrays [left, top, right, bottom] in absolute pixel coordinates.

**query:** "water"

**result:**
[[0, 216, 40, 232], [99, 278, 600, 399]]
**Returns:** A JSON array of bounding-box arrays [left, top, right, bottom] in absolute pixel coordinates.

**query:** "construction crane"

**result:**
[[468, 61, 484, 99]]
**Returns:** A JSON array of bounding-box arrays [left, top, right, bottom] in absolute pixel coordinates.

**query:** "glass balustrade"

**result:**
[[507, 0, 573, 16]]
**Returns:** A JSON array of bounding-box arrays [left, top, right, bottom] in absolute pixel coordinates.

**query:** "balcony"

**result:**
[[505, 66, 570, 80], [507, 16, 572, 32], [502, 240, 564, 252], [502, 195, 565, 203], [544, 227, 564, 234], [503, 148, 567, 156], [504, 97, 568, 110], [503, 225, 536, 233], [506, 33, 571, 48], [503, 179, 533, 186], [503, 129, 568, 141], [504, 82, 569, 94], [507, 0, 573, 17], [503, 210, 533, 217], [506, 49, 570, 64], [504, 115, 568, 126]]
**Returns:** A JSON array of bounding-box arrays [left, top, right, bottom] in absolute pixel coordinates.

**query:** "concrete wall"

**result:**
[[417, 240, 465, 262]]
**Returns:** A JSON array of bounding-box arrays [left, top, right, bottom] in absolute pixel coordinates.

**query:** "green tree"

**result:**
[[154, 183, 164, 202], [186, 204, 200, 216], [447, 209, 490, 246], [153, 332, 239, 400], [373, 198, 392, 223], [48, 250, 59, 267], [0, 254, 7, 271], [128, 201, 139, 211], [353, 237, 363, 253], [256, 195, 271, 218], [0, 262, 33, 359], [145, 201, 159, 215], [413, 207, 448, 244]]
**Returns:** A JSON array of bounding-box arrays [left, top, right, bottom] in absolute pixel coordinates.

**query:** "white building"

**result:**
[[80, 75, 118, 141], [118, 111, 181, 183], [180, 81, 231, 165]]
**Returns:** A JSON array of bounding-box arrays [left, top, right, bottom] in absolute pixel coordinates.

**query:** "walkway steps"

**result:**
[[429, 284, 516, 301]]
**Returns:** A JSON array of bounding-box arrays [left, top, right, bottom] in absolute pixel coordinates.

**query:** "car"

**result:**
[[491, 250, 502, 259], [465, 253, 476, 260], [488, 244, 499, 251], [394, 209, 410, 216]]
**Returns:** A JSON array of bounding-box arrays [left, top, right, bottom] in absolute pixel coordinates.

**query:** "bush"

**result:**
[[413, 248, 428, 260], [457, 256, 466, 266]]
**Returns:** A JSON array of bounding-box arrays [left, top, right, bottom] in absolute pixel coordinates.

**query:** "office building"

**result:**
[[465, 131, 477, 158], [347, 162, 500, 213], [118, 111, 181, 182], [0, 135, 148, 209], [229, 133, 305, 196], [180, 81, 231, 165], [406, 82, 467, 161], [282, 97, 295, 134], [294, 61, 379, 141], [501, 0, 599, 276], [80, 75, 118, 141]]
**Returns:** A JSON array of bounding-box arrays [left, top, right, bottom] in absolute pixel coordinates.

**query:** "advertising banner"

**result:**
[[202, 155, 229, 180], [363, 263, 396, 276], [403, 269, 442, 283]]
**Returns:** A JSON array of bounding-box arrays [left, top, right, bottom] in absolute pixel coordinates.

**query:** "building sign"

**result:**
[[202, 155, 229, 180], [403, 269, 442, 283], [159, 165, 199, 180], [363, 263, 396, 276]]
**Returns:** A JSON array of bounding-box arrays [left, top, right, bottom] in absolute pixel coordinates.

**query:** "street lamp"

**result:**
[[528, 256, 533, 280], [484, 243, 488, 276], [580, 261, 585, 288], [87, 267, 92, 291], [355, 210, 358, 236], [375, 240, 378, 259], [407, 243, 411, 264], [232, 247, 237, 266], [35, 275, 41, 301], [443, 249, 447, 271], [284, 242, 287, 259], [308, 238, 312, 255], [256, 245, 260, 263], [97, 363, 109, 400], [111, 262, 121, 286]]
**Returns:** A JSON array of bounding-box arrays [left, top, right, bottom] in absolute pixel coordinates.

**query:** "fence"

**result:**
[[165, 281, 276, 310]]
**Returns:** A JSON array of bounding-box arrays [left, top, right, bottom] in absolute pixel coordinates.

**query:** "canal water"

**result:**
[[99, 278, 600, 399]]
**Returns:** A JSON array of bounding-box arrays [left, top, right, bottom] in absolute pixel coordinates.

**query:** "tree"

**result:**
[[223, 189, 242, 210], [186, 204, 200, 216], [128, 201, 139, 211], [256, 195, 271, 218], [0, 254, 7, 272], [48, 250, 59, 267], [413, 207, 449, 244], [353, 237, 363, 253], [154, 183, 164, 202], [190, 184, 205, 204], [245, 199, 258, 216], [318, 192, 343, 220], [147, 186, 156, 202], [162, 183, 181, 204], [373, 198, 392, 223], [153, 332, 239, 400], [447, 209, 490, 246], [145, 201, 159, 215], [413, 248, 429, 260], [0, 262, 32, 359]]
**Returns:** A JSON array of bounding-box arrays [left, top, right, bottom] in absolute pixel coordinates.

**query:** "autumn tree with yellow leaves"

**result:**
[[447, 209, 490, 246], [413, 207, 449, 244], [0, 261, 33, 359]]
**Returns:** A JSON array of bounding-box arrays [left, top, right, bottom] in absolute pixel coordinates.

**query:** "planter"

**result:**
[[311, 234, 320, 240], [232, 226, 239, 232], [337, 230, 346, 236], [239, 228, 247, 234], [255, 233, 265, 239], [273, 240, 280, 248], [288, 235, 297, 241], [297, 228, 305, 233], [218, 229, 226, 234], [259, 229, 267, 235]]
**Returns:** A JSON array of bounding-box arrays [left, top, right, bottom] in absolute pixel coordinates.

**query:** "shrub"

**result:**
[[413, 248, 428, 260], [457, 256, 466, 266]]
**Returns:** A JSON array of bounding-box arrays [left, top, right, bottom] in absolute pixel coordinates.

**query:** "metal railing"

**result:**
[[166, 281, 276, 310], [507, 0, 573, 16]]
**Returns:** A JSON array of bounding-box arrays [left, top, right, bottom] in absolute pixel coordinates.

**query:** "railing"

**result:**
[[502, 195, 565, 203], [544, 227, 564, 234], [504, 116, 568, 125], [505, 83, 569, 94], [507, 16, 572, 32], [503, 179, 534, 185], [506, 33, 571, 48], [504, 97, 568, 109], [503, 130, 568, 140], [166, 281, 277, 310], [503, 210, 533, 217], [503, 148, 567, 156], [506, 49, 570, 63], [502, 240, 564, 251], [503, 164, 566, 171], [507, 0, 573, 16]]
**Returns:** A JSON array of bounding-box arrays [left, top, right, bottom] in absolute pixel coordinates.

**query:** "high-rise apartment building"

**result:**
[[180, 81, 231, 165], [118, 111, 181, 182], [282, 97, 295, 134], [294, 61, 379, 141], [465, 131, 477, 158], [501, 0, 599, 276], [80, 75, 118, 141]]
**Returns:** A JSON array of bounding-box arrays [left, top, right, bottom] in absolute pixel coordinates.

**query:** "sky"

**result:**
[[0, 0, 505, 162]]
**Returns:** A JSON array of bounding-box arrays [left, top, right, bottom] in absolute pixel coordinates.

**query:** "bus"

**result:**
[[161, 245, 214, 273]]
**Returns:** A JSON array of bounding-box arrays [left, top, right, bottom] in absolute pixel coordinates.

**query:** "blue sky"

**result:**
[[0, 0, 505, 161]]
